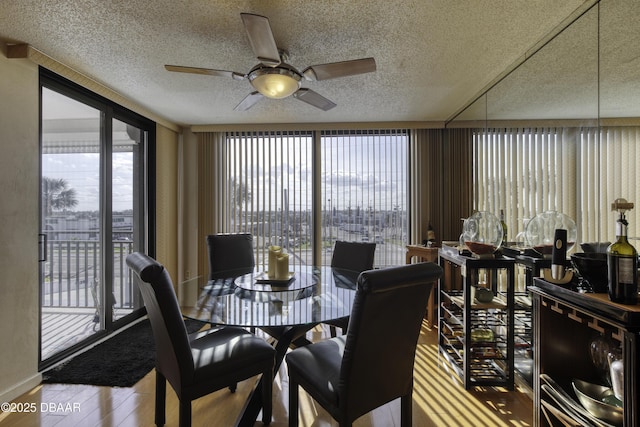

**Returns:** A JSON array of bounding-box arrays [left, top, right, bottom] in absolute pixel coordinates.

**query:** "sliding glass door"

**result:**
[[111, 118, 145, 322], [39, 70, 153, 367]]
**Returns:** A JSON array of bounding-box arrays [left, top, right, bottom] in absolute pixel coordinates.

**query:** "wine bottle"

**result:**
[[499, 209, 508, 244], [607, 211, 638, 304], [427, 221, 436, 246]]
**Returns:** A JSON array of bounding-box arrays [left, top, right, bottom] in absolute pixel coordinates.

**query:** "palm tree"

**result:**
[[229, 178, 251, 226], [42, 177, 78, 215]]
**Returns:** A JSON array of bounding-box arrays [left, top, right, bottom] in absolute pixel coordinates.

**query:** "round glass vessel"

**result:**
[[525, 211, 577, 255], [462, 211, 503, 255]]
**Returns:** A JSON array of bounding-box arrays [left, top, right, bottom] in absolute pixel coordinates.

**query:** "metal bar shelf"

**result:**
[[438, 249, 515, 390]]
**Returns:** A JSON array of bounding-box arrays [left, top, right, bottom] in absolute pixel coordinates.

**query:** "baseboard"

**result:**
[[0, 373, 43, 403]]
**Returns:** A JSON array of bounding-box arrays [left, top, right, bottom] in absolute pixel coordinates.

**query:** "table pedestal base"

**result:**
[[235, 324, 316, 427]]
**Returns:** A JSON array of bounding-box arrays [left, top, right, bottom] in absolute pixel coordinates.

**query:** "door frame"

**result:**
[[38, 68, 156, 369]]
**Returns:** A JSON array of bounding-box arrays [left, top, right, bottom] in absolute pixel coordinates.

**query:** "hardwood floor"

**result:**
[[1, 322, 532, 427]]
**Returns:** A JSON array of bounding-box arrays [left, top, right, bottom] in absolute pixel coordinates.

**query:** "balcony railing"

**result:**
[[41, 234, 135, 310]]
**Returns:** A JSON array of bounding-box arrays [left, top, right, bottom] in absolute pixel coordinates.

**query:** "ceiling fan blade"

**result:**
[[293, 88, 336, 111], [234, 91, 264, 111], [302, 57, 376, 81], [165, 65, 246, 81], [240, 13, 281, 67]]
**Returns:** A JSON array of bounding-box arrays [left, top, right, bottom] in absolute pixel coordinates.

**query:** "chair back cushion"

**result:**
[[330, 240, 376, 272], [206, 233, 255, 279], [126, 252, 194, 390], [340, 262, 442, 421]]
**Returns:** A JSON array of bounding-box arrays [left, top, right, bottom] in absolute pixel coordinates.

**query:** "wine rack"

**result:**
[[438, 249, 515, 390], [511, 254, 551, 390]]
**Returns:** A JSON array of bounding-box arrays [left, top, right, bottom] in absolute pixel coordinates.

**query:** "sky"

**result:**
[[227, 133, 408, 213], [42, 87, 408, 215], [42, 87, 135, 212]]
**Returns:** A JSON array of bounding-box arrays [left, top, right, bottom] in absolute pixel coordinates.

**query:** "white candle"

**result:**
[[268, 245, 281, 278], [275, 253, 289, 280]]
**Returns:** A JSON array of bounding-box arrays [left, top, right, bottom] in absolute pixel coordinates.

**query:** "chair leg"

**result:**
[[155, 371, 166, 427], [400, 393, 412, 427], [229, 383, 237, 393], [288, 377, 299, 427], [179, 400, 191, 427], [262, 367, 273, 425]]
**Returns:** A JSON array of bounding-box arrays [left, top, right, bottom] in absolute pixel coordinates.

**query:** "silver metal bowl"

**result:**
[[572, 379, 623, 425]]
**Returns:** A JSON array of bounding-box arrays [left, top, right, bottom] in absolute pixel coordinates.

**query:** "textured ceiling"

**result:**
[[454, 0, 640, 122], [0, 0, 594, 126]]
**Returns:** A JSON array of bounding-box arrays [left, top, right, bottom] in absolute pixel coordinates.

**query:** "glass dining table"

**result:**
[[179, 265, 360, 427]]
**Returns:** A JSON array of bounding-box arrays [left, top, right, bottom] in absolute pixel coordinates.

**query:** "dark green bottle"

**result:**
[[607, 212, 638, 304], [427, 221, 436, 246]]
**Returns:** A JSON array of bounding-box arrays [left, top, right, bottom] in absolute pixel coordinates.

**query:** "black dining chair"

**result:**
[[286, 262, 443, 427], [326, 240, 376, 336], [331, 240, 376, 273], [126, 252, 275, 427], [206, 233, 256, 279], [205, 233, 256, 297]]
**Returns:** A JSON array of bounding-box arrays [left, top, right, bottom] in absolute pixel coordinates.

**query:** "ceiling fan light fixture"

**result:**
[[248, 65, 302, 99]]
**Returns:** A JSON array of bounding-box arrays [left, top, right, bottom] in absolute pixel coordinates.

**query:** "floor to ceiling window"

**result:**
[[39, 68, 154, 367], [218, 129, 408, 267], [321, 130, 408, 266], [224, 131, 314, 266]]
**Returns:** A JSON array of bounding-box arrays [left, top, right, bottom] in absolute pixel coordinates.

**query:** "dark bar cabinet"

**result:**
[[531, 278, 640, 426]]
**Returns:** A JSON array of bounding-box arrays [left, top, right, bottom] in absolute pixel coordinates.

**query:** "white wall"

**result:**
[[0, 46, 42, 401]]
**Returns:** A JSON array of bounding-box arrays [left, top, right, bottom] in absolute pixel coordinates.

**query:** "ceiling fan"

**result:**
[[165, 13, 376, 111]]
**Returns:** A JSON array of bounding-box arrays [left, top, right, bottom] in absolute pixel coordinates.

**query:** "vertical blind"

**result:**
[[473, 126, 640, 248], [203, 129, 409, 268], [321, 130, 408, 267], [473, 127, 578, 242], [443, 128, 474, 241], [225, 131, 314, 267], [593, 127, 640, 242]]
